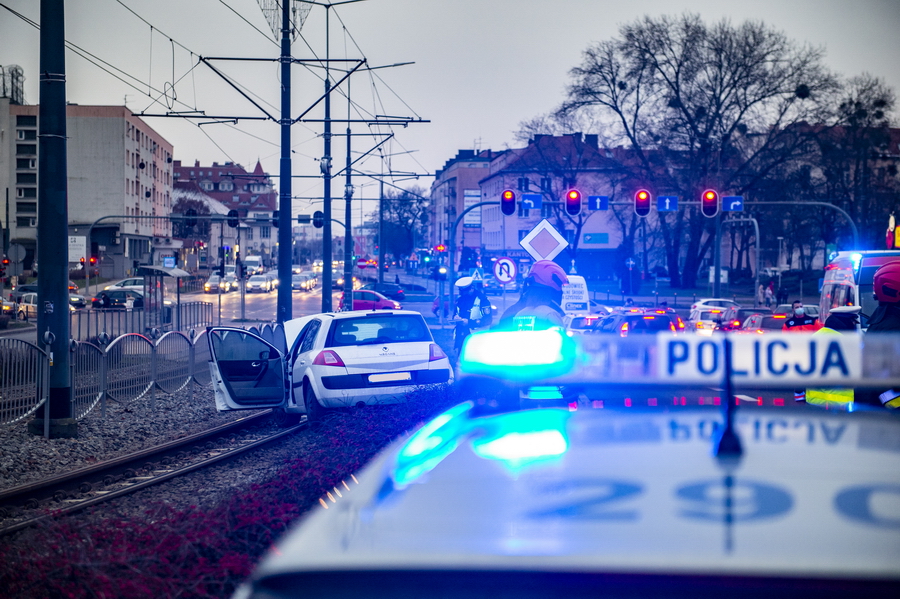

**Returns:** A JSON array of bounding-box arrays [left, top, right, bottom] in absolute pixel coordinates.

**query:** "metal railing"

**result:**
[[68, 302, 214, 341], [1, 322, 287, 436]]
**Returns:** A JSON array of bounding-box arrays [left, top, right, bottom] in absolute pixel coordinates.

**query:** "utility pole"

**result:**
[[276, 0, 292, 323], [32, 0, 75, 438], [321, 8, 333, 311], [343, 125, 354, 307]]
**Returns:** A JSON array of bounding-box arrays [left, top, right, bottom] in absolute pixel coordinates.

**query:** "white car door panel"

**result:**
[[207, 328, 287, 411]]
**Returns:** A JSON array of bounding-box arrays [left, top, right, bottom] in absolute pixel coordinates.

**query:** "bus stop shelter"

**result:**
[[137, 265, 191, 331]]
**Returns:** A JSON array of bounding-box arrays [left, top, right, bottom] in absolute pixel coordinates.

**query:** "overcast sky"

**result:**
[[2, 0, 898, 216]]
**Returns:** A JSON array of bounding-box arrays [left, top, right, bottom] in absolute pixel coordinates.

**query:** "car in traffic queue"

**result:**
[[739, 312, 791, 334], [338, 289, 401, 311], [204, 274, 230, 293], [8, 283, 38, 303], [91, 289, 144, 309], [103, 277, 144, 292], [595, 309, 678, 337], [715, 307, 772, 332], [689, 297, 741, 313], [231, 326, 900, 599], [562, 313, 603, 335], [359, 282, 405, 301], [207, 310, 453, 425], [68, 293, 87, 309], [773, 304, 820, 320], [246, 274, 273, 293], [16, 292, 82, 320], [333, 275, 361, 290], [688, 307, 728, 336], [291, 273, 312, 291]]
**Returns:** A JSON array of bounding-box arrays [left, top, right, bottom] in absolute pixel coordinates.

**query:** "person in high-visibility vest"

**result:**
[[805, 305, 861, 408]]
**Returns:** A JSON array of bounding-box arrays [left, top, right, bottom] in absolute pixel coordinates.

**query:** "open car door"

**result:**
[[207, 327, 288, 411]]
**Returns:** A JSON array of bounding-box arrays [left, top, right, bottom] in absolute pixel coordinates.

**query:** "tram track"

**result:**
[[0, 410, 305, 536]]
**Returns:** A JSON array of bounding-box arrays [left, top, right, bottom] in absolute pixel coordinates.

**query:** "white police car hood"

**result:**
[[255, 404, 900, 581]]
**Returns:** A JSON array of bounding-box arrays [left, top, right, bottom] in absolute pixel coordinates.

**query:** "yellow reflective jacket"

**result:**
[[805, 327, 854, 406]]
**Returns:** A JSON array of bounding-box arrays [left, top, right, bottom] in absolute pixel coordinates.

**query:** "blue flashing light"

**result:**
[[850, 252, 863, 273], [459, 328, 577, 381], [392, 403, 572, 486]]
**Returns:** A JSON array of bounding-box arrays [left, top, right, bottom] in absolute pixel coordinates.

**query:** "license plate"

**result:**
[[369, 372, 411, 383]]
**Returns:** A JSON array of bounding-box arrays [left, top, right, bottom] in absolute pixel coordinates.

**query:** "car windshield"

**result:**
[[327, 314, 431, 347], [249, 276, 266, 283]]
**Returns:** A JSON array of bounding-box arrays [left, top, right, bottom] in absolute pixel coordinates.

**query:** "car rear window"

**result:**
[[327, 314, 431, 347], [761, 316, 788, 329], [625, 315, 672, 333]]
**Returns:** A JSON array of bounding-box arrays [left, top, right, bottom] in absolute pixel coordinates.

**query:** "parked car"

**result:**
[[91, 289, 144, 309], [103, 277, 144, 292], [204, 275, 230, 293], [359, 282, 405, 301], [595, 310, 677, 337], [205, 310, 452, 423], [246, 275, 273, 293], [339, 290, 401, 311]]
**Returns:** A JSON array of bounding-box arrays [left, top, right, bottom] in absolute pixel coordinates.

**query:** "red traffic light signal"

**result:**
[[435, 244, 447, 252], [565, 189, 582, 216], [89, 256, 97, 266], [634, 189, 651, 217], [80, 257, 85, 265], [500, 189, 517, 216], [701, 189, 719, 218]]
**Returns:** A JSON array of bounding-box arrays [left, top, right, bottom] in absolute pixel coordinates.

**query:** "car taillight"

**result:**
[[429, 344, 447, 362], [732, 320, 740, 327], [676, 317, 685, 329], [313, 350, 345, 367], [619, 322, 629, 337]]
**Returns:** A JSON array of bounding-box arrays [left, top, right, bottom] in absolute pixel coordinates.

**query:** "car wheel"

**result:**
[[271, 407, 301, 427], [304, 381, 325, 425]]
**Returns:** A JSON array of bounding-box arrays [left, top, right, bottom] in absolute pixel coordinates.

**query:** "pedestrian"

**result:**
[[757, 284, 765, 307], [804, 305, 861, 408], [499, 260, 569, 330], [394, 274, 400, 285], [764, 285, 773, 308], [860, 262, 900, 409], [777, 286, 788, 305], [452, 276, 492, 354]]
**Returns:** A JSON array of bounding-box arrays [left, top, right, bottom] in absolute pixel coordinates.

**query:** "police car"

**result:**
[[231, 330, 900, 598]]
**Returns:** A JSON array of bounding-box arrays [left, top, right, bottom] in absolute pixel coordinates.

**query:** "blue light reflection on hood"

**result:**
[[392, 404, 571, 487]]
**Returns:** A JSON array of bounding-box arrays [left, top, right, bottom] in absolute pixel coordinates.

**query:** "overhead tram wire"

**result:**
[[215, 0, 282, 47]]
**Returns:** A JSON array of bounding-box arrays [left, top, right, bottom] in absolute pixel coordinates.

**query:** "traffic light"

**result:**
[[435, 244, 447, 253], [634, 189, 651, 217], [313, 210, 324, 228], [89, 257, 97, 266], [80, 257, 85, 267], [701, 189, 719, 218], [0, 258, 8, 278], [184, 208, 198, 228], [565, 189, 582, 216], [227, 209, 239, 228], [500, 189, 516, 216], [272, 210, 279, 228]]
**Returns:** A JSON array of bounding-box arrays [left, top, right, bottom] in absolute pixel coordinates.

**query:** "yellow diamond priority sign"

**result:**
[[519, 219, 569, 261]]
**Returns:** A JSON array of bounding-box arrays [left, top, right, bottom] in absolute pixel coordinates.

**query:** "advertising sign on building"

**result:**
[[68, 236, 87, 264], [463, 189, 481, 228]]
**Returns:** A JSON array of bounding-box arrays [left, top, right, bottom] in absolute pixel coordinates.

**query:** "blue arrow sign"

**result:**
[[657, 196, 678, 211], [723, 196, 744, 212], [521, 193, 543, 210], [588, 195, 609, 210]]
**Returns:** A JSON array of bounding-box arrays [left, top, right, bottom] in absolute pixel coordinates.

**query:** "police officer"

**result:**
[[499, 260, 569, 330], [804, 305, 861, 408], [452, 276, 491, 354]]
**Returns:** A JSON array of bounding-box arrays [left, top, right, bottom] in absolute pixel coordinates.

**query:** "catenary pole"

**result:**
[[276, 0, 292, 323]]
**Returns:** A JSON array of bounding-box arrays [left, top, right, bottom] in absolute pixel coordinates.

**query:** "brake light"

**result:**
[[676, 316, 685, 329], [732, 320, 740, 327], [429, 344, 447, 362], [711, 309, 721, 314], [313, 350, 345, 367], [642, 315, 655, 319], [773, 314, 786, 319], [619, 322, 628, 337]]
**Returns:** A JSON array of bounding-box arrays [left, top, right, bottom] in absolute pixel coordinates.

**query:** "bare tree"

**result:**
[[379, 186, 430, 260], [560, 14, 837, 287]]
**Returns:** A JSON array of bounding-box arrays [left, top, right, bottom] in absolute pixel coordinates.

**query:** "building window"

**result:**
[[16, 158, 36, 170], [17, 216, 36, 227], [541, 177, 552, 192], [16, 188, 37, 198], [517, 203, 529, 218], [16, 144, 37, 155], [518, 230, 530, 241], [517, 177, 530, 191], [17, 202, 37, 214], [16, 173, 37, 184], [245, 228, 253, 240], [541, 203, 554, 218], [260, 226, 271, 239]]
